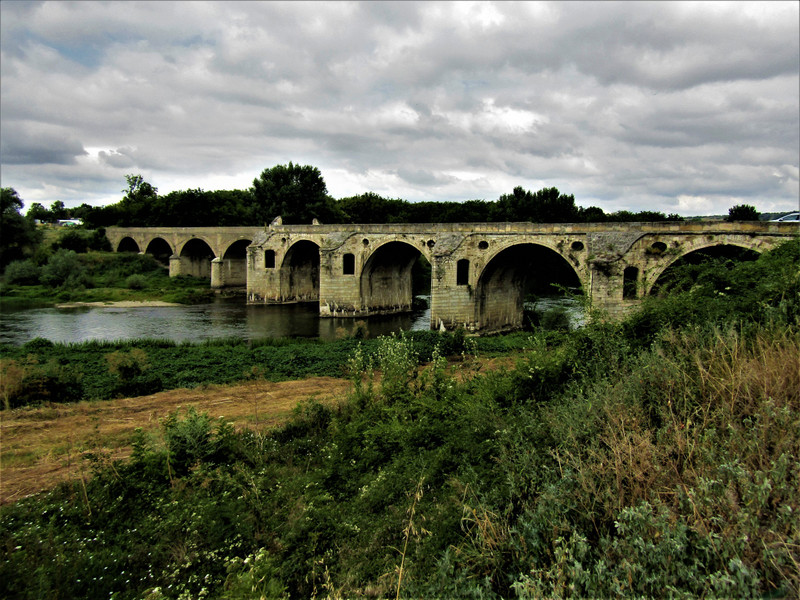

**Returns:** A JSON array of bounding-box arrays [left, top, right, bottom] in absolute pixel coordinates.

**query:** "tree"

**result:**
[[50, 200, 68, 221], [492, 186, 579, 222], [727, 204, 760, 222], [251, 162, 339, 224], [118, 174, 159, 226], [1, 188, 42, 267], [26, 202, 53, 223]]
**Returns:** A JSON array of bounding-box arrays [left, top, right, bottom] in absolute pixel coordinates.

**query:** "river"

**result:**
[[0, 297, 434, 346], [0, 295, 584, 346]]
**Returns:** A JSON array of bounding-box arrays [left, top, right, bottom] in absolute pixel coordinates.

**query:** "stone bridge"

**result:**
[[106, 221, 796, 334], [106, 226, 260, 287]]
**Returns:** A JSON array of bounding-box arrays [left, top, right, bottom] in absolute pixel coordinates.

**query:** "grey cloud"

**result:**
[[0, 122, 87, 165], [0, 1, 797, 215]]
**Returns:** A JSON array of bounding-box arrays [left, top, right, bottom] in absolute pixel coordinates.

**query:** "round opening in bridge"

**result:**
[[427, 239, 436, 248], [281, 237, 287, 244], [570, 241, 584, 252], [362, 238, 369, 246], [650, 242, 667, 253], [478, 240, 489, 250]]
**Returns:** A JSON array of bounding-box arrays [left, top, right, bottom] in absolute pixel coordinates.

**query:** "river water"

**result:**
[[0, 297, 433, 346], [0, 296, 584, 346]]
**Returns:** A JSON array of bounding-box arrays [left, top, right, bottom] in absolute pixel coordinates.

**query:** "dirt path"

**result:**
[[0, 377, 352, 505]]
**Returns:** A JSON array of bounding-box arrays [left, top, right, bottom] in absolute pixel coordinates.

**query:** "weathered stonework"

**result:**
[[107, 222, 797, 333]]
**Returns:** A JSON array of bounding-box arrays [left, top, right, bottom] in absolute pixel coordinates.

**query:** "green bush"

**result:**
[[3, 259, 40, 285], [40, 249, 92, 288], [125, 274, 147, 290]]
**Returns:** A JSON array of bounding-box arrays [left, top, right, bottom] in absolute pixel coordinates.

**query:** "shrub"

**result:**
[[3, 259, 40, 285], [40, 249, 92, 288], [125, 274, 147, 290]]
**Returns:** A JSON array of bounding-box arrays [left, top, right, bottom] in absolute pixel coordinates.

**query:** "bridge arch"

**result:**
[[475, 242, 583, 333], [117, 236, 140, 253], [643, 237, 764, 295], [361, 240, 428, 314], [144, 237, 173, 265], [179, 238, 215, 278], [220, 239, 252, 286], [280, 239, 320, 302], [646, 242, 761, 296]]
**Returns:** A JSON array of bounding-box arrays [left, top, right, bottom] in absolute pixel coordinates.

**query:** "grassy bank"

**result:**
[[1, 239, 798, 599], [1, 250, 215, 309], [0, 330, 530, 409]]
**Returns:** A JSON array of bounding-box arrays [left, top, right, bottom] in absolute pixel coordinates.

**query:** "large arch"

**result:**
[[475, 243, 582, 333], [179, 238, 215, 279], [360, 241, 428, 314], [221, 239, 252, 286], [280, 240, 320, 302], [117, 237, 140, 253], [648, 243, 760, 296], [144, 237, 173, 266]]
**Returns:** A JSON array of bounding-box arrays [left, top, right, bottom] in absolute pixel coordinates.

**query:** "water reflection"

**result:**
[[0, 297, 433, 346]]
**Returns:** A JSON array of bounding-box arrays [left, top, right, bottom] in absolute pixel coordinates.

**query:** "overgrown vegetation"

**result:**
[[1, 250, 213, 308], [1, 239, 798, 599]]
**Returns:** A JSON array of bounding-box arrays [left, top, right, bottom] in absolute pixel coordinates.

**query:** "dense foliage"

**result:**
[[0, 330, 525, 409], [34, 167, 683, 227], [1, 251, 214, 308], [1, 239, 798, 598], [0, 187, 42, 268]]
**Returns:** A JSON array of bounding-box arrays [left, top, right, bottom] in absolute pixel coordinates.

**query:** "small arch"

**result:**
[[117, 237, 140, 253], [343, 253, 355, 275], [179, 238, 215, 279], [144, 237, 173, 265], [361, 241, 429, 313], [223, 239, 252, 260], [623, 266, 639, 299], [221, 239, 252, 286], [280, 240, 320, 302], [264, 250, 275, 269], [457, 259, 470, 286]]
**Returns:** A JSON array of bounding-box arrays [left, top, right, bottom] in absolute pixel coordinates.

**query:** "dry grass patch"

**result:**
[[0, 377, 352, 505]]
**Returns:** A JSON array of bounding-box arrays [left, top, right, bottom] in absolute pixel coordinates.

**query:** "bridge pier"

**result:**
[[169, 254, 182, 278], [210, 258, 224, 289]]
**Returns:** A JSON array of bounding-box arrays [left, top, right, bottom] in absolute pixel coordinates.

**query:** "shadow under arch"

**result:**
[[145, 237, 173, 266], [179, 238, 215, 279], [280, 239, 320, 302], [361, 240, 429, 314], [221, 239, 252, 286], [117, 237, 140, 253], [648, 243, 760, 296], [475, 243, 582, 333]]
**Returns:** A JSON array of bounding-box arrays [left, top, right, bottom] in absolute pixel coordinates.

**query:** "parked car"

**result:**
[[770, 212, 799, 222]]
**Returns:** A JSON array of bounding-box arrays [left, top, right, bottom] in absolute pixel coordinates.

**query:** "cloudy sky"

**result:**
[[1, 1, 798, 217]]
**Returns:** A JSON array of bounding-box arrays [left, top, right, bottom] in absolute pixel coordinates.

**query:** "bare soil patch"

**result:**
[[0, 377, 351, 505]]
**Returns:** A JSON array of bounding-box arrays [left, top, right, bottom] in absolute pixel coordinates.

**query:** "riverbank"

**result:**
[[0, 250, 215, 310], [53, 300, 180, 308]]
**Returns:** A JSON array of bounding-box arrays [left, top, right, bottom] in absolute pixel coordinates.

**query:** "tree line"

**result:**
[[20, 163, 685, 229]]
